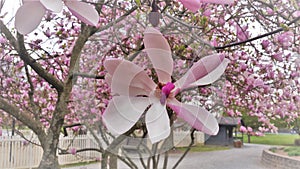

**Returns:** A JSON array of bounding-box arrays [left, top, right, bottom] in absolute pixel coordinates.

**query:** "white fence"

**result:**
[[0, 131, 204, 169], [0, 134, 101, 169], [0, 136, 42, 169]]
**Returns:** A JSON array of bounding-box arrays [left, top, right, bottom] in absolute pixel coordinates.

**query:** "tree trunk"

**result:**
[[101, 153, 108, 169], [247, 134, 251, 143], [109, 154, 118, 169], [37, 150, 60, 169], [37, 111, 65, 169], [37, 134, 60, 169]]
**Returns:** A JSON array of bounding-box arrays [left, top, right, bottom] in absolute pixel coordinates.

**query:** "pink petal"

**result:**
[[178, 0, 201, 13], [201, 0, 234, 5], [65, 0, 99, 26], [167, 99, 219, 135], [185, 58, 229, 88], [102, 96, 150, 135], [175, 54, 226, 91], [15, 2, 46, 34], [104, 59, 156, 96], [146, 99, 170, 143], [40, 0, 63, 12], [253, 79, 264, 87], [144, 27, 173, 83]]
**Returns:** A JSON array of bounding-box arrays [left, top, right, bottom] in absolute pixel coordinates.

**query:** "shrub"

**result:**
[[295, 139, 300, 146]]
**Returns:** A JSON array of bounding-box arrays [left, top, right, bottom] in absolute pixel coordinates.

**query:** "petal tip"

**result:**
[[144, 27, 162, 35]]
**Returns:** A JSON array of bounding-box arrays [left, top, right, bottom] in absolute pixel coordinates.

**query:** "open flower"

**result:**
[[69, 148, 77, 155], [15, 0, 99, 34], [178, 0, 234, 13], [103, 27, 229, 143]]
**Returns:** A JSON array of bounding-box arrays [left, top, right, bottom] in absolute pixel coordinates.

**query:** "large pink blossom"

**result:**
[[102, 27, 229, 143], [178, 0, 234, 13], [15, 0, 99, 34], [240, 126, 247, 133]]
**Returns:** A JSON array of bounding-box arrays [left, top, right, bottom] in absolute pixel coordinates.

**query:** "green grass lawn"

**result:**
[[175, 144, 230, 153], [61, 161, 99, 168], [241, 133, 299, 146]]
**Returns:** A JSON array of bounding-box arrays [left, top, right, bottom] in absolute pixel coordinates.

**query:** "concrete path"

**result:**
[[63, 143, 271, 169]]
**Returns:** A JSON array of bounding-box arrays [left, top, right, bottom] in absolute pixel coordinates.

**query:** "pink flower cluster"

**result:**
[[276, 31, 294, 49]]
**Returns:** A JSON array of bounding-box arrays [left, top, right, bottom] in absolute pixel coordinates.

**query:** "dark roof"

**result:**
[[218, 117, 241, 126]]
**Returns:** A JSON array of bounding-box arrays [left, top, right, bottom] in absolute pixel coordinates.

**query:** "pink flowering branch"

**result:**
[[65, 5, 138, 87], [0, 20, 64, 92], [65, 25, 94, 89], [215, 16, 300, 50]]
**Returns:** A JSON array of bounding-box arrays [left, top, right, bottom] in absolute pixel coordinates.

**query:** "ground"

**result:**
[[64, 143, 271, 169]]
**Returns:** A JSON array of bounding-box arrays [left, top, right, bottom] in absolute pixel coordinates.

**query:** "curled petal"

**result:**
[[146, 99, 170, 143], [178, 0, 201, 13], [103, 96, 151, 135], [187, 58, 229, 88], [40, 0, 63, 12], [175, 54, 227, 91], [15, 2, 46, 34], [167, 99, 219, 135], [65, 0, 99, 26], [144, 27, 173, 83], [104, 59, 156, 96]]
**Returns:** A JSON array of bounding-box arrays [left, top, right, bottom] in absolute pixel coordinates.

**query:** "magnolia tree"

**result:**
[[0, 0, 300, 169]]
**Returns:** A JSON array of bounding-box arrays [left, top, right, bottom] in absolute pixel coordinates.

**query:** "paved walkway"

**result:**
[[63, 143, 271, 169]]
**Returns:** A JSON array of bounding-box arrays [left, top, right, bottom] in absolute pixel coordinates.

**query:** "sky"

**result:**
[[0, 0, 21, 26]]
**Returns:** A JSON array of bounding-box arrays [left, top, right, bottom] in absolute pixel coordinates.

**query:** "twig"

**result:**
[[172, 129, 195, 169], [72, 72, 105, 79], [86, 126, 136, 168], [62, 123, 83, 136], [163, 151, 169, 169]]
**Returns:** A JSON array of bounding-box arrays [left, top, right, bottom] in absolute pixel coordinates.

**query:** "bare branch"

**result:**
[[73, 72, 105, 79], [0, 97, 46, 139]]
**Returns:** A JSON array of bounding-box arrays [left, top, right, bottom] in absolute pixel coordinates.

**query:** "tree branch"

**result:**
[[0, 97, 45, 139], [65, 6, 138, 91], [0, 20, 64, 92], [65, 25, 93, 90], [215, 16, 300, 50], [73, 72, 104, 79]]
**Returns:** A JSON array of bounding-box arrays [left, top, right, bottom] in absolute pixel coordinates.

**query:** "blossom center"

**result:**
[[160, 82, 175, 105]]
